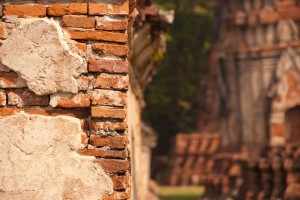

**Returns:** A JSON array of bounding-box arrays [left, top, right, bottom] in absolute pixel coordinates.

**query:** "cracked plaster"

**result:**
[[0, 113, 113, 200]]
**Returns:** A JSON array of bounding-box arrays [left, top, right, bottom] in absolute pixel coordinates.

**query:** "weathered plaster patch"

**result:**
[[0, 18, 86, 95], [0, 113, 113, 200]]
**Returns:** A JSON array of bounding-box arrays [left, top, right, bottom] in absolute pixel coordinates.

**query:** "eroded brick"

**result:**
[[0, 90, 6, 106], [77, 149, 127, 159], [91, 106, 126, 119], [24, 108, 89, 119], [89, 2, 129, 15], [92, 43, 128, 57], [91, 89, 126, 106], [47, 3, 68, 16], [90, 135, 128, 149], [95, 159, 130, 173], [89, 121, 127, 132], [75, 43, 87, 54], [8, 89, 49, 107], [76, 76, 89, 91], [62, 15, 95, 29], [102, 192, 131, 200], [50, 93, 90, 108], [0, 23, 4, 39], [0, 107, 20, 116], [68, 2, 87, 15], [0, 72, 26, 88], [68, 30, 127, 43], [94, 74, 129, 90], [96, 16, 128, 31], [4, 4, 46, 17], [88, 59, 128, 74], [112, 175, 130, 190], [47, 3, 87, 16], [0, 107, 89, 118]]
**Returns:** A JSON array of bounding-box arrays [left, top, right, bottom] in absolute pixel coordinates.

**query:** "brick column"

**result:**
[[0, 1, 132, 199]]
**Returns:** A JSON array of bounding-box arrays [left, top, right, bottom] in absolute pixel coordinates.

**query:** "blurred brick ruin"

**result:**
[[161, 0, 300, 199]]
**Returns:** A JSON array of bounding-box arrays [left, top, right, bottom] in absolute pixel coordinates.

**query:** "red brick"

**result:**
[[0, 107, 20, 116], [91, 89, 126, 106], [112, 175, 130, 190], [102, 192, 130, 200], [0, 90, 6, 106], [81, 133, 88, 147], [62, 15, 95, 29], [0, 72, 26, 88], [75, 43, 87, 54], [95, 158, 130, 173], [91, 106, 126, 119], [94, 74, 129, 90], [88, 59, 128, 74], [76, 76, 89, 90], [247, 11, 257, 26], [8, 89, 49, 107], [47, 4, 68, 16], [77, 149, 127, 159], [4, 4, 46, 17], [68, 30, 127, 43], [259, 9, 280, 25], [234, 10, 246, 26], [89, 121, 127, 132], [47, 3, 87, 16], [96, 17, 128, 31], [68, 2, 87, 14], [0, 107, 89, 118], [89, 2, 129, 15], [25, 108, 89, 119], [50, 93, 90, 108], [90, 135, 128, 149], [0, 23, 4, 39], [92, 43, 128, 57]]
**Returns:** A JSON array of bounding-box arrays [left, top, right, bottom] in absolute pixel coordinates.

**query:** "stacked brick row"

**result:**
[[168, 133, 221, 186], [200, 144, 300, 200], [0, 1, 131, 199], [221, 0, 300, 53]]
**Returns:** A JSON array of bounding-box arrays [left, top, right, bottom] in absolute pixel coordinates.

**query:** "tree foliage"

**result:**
[[143, 0, 214, 155]]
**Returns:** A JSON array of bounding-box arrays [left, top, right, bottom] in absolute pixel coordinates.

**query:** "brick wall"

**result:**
[[0, 1, 132, 199]]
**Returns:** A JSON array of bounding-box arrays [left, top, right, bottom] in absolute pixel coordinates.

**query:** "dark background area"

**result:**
[[143, 0, 215, 155]]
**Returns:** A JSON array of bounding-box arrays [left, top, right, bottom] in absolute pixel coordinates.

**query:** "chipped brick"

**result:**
[[88, 59, 128, 74]]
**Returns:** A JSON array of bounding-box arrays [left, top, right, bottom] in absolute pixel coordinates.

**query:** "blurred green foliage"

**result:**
[[143, 0, 214, 155], [158, 186, 205, 200]]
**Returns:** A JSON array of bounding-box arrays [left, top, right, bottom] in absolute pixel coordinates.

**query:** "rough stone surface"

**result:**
[[0, 64, 10, 72], [0, 113, 113, 199], [0, 18, 86, 95]]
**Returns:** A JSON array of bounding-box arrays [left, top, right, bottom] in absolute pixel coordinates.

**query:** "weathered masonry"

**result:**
[[0, 1, 132, 199], [206, 0, 300, 152]]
